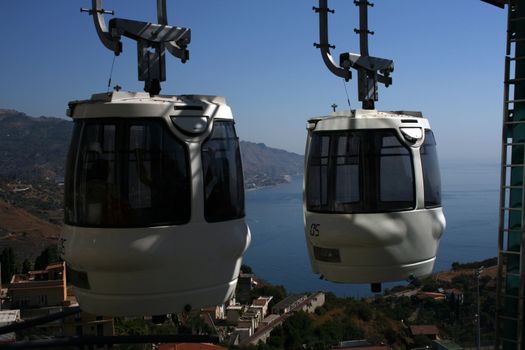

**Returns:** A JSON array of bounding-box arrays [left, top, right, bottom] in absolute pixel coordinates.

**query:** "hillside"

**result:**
[[240, 141, 303, 189], [0, 109, 72, 181], [0, 109, 303, 186], [0, 198, 60, 263], [0, 177, 64, 262]]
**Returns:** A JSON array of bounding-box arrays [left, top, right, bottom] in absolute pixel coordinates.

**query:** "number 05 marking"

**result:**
[[310, 223, 320, 237]]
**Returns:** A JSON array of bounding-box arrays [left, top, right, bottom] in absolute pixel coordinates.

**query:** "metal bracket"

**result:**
[[313, 6, 335, 14], [353, 28, 374, 36], [314, 0, 393, 109], [81, 0, 191, 95], [340, 53, 393, 108], [353, 0, 374, 7], [314, 43, 336, 50]]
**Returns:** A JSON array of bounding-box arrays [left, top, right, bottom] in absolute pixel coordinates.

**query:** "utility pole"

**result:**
[[475, 266, 484, 350]]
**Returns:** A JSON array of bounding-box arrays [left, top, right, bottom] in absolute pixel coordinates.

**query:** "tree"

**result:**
[[240, 264, 253, 274], [0, 247, 16, 284], [282, 312, 315, 349], [21, 259, 31, 274], [267, 326, 285, 349], [34, 245, 61, 271]]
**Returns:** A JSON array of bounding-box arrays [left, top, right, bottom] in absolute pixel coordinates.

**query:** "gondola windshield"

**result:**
[[64, 118, 191, 227], [306, 129, 415, 213]]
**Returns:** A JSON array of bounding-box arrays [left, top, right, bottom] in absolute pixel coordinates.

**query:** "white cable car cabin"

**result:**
[[303, 109, 446, 287], [61, 91, 251, 316]]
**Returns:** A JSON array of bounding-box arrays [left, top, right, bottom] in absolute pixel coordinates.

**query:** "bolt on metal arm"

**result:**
[[81, 0, 191, 96]]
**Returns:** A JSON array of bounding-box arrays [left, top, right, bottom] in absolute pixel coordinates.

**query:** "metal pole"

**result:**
[[476, 267, 483, 350], [356, 0, 370, 57], [354, 0, 375, 110], [477, 273, 480, 350]]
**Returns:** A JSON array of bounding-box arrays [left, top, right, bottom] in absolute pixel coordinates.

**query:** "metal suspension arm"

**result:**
[[156, 0, 190, 62], [81, 0, 192, 95], [314, 0, 352, 81], [81, 0, 122, 54]]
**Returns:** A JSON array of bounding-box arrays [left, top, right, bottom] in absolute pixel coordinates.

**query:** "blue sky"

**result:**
[[0, 1, 507, 159]]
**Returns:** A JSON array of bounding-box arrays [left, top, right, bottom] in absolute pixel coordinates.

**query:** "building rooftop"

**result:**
[[46, 263, 64, 271], [262, 314, 280, 324], [11, 262, 65, 284], [409, 325, 440, 336], [252, 297, 272, 306], [226, 305, 242, 310], [272, 294, 307, 310]]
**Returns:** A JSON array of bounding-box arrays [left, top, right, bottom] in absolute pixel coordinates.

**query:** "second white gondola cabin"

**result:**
[[303, 109, 446, 285]]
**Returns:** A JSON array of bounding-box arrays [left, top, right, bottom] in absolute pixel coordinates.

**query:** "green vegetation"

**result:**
[[0, 247, 16, 283], [0, 245, 61, 284], [33, 245, 61, 270], [0, 176, 64, 225], [237, 261, 497, 349], [113, 313, 214, 350], [241, 264, 253, 274], [21, 258, 31, 274]]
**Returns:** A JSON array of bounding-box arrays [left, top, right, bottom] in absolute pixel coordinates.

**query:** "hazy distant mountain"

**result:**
[[0, 109, 303, 185], [0, 109, 72, 180], [240, 141, 303, 189]]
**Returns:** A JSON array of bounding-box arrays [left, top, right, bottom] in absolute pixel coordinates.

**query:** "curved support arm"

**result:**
[[315, 0, 351, 81], [90, 0, 122, 54], [156, 0, 190, 63]]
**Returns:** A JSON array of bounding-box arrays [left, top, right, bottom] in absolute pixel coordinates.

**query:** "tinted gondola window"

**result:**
[[65, 119, 190, 227], [306, 130, 415, 213], [420, 130, 442, 208], [202, 120, 245, 222], [378, 135, 414, 211], [64, 124, 82, 222], [307, 135, 331, 211], [334, 134, 361, 211]]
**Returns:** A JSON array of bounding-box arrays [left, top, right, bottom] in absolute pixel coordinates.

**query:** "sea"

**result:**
[[242, 160, 500, 298]]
